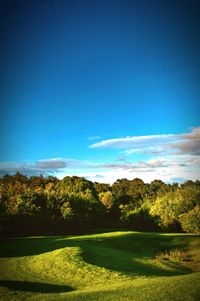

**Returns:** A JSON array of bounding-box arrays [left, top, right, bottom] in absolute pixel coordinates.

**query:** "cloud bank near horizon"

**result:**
[[0, 127, 199, 183]]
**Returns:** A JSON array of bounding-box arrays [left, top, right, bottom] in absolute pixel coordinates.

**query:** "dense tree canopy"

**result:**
[[0, 173, 199, 236]]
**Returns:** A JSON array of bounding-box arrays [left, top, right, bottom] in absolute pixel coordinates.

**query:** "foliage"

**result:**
[[60, 202, 74, 221], [120, 205, 158, 231], [99, 191, 114, 209], [179, 205, 200, 234], [94, 182, 111, 194], [150, 187, 200, 232], [0, 173, 199, 236], [155, 249, 187, 263], [112, 178, 145, 207]]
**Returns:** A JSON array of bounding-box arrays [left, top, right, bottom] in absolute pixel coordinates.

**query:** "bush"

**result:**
[[155, 249, 187, 262], [179, 205, 200, 233], [120, 206, 158, 231]]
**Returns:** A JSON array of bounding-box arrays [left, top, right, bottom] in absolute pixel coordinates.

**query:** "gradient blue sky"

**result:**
[[1, 0, 200, 183]]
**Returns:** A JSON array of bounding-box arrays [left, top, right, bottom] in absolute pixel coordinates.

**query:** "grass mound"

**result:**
[[0, 231, 199, 300]]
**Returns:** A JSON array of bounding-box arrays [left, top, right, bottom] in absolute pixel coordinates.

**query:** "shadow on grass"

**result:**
[[0, 232, 198, 258], [0, 232, 197, 278], [81, 245, 191, 277], [0, 280, 73, 293]]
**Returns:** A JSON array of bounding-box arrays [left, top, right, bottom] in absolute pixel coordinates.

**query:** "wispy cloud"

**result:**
[[35, 158, 70, 169], [89, 127, 200, 156], [168, 127, 200, 156], [89, 134, 174, 150], [97, 158, 169, 172], [0, 127, 199, 183], [0, 158, 79, 177], [0, 155, 199, 183]]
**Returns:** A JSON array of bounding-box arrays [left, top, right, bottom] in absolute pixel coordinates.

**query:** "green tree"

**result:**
[[94, 182, 111, 194], [99, 191, 114, 209], [61, 201, 74, 221], [150, 186, 200, 231], [179, 205, 200, 233], [120, 205, 158, 231]]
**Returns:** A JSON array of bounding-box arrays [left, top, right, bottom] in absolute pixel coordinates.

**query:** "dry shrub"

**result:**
[[155, 249, 189, 262]]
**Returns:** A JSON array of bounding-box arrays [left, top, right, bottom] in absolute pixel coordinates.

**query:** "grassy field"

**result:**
[[0, 231, 199, 300]]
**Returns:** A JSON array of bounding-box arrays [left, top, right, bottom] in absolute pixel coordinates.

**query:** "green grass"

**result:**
[[0, 231, 199, 300]]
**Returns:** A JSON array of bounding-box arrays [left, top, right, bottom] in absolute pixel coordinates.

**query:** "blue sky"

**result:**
[[1, 0, 200, 183]]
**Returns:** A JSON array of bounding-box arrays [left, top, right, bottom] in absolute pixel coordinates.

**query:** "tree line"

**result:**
[[0, 172, 199, 236]]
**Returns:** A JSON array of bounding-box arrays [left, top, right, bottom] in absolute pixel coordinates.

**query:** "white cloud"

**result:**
[[86, 127, 200, 182], [97, 158, 169, 172], [0, 127, 200, 183], [65, 165, 196, 184], [89, 127, 200, 156], [89, 134, 174, 150], [0, 156, 199, 184], [50, 154, 200, 184]]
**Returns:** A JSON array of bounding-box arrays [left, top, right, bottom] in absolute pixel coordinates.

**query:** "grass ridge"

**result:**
[[0, 231, 199, 300]]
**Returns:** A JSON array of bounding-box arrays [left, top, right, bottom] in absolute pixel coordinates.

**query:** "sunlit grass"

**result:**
[[0, 231, 199, 300]]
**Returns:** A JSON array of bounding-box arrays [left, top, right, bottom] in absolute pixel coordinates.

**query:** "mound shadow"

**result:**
[[0, 236, 70, 258], [69, 234, 193, 277], [0, 232, 196, 278], [0, 280, 73, 293], [0, 232, 197, 258], [81, 247, 191, 277]]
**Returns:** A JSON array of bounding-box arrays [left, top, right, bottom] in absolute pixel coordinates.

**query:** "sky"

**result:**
[[1, 0, 200, 183]]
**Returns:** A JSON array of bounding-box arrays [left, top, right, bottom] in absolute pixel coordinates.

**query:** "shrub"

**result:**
[[155, 249, 187, 262], [179, 205, 200, 233], [120, 206, 158, 231]]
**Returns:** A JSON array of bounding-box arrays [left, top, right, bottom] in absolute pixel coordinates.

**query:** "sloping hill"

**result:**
[[0, 231, 199, 300]]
